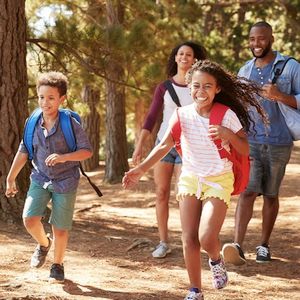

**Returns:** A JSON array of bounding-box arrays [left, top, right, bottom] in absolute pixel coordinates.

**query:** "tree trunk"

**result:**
[[0, 0, 29, 223], [104, 0, 128, 183], [81, 85, 100, 171]]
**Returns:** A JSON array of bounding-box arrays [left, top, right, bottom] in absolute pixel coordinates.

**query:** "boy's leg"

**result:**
[[23, 181, 52, 268], [48, 188, 76, 282], [23, 216, 49, 247], [52, 226, 69, 264]]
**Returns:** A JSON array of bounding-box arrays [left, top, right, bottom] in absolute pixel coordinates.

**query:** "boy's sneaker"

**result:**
[[30, 236, 52, 268], [256, 245, 271, 263], [184, 290, 204, 300], [209, 258, 228, 289], [152, 241, 171, 258], [49, 263, 65, 283], [222, 242, 246, 266]]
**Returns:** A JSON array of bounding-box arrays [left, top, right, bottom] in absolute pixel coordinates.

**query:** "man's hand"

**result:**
[[262, 83, 282, 101]]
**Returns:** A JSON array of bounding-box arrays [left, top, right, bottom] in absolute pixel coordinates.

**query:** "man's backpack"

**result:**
[[271, 56, 300, 140], [23, 108, 103, 197], [171, 102, 250, 195]]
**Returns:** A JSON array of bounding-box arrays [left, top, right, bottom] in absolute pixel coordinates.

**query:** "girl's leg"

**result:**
[[153, 161, 174, 243], [199, 197, 227, 259], [199, 197, 228, 290], [52, 226, 69, 264], [179, 195, 202, 289]]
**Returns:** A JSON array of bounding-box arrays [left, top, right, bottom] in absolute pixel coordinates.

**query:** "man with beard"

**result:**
[[222, 21, 300, 265]]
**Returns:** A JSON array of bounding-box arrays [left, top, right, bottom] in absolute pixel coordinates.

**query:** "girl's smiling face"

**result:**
[[190, 70, 221, 113]]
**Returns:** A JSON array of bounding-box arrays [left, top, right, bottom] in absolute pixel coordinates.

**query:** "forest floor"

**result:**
[[0, 142, 300, 300]]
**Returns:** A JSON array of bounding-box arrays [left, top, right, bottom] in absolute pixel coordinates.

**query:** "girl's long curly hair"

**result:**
[[185, 60, 268, 132], [167, 41, 207, 77]]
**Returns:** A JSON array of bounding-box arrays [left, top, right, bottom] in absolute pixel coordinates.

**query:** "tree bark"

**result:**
[[104, 0, 129, 183], [81, 85, 100, 171], [0, 0, 29, 223]]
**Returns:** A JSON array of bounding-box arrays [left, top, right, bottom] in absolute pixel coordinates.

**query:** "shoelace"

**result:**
[[256, 246, 269, 257]]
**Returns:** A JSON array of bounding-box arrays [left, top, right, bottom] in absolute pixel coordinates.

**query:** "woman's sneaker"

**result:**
[[209, 258, 228, 289], [256, 245, 271, 263], [30, 236, 52, 268], [49, 263, 65, 283], [184, 290, 204, 300], [222, 242, 246, 266], [152, 241, 171, 258]]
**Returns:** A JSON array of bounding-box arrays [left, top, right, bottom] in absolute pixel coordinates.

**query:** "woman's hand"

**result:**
[[122, 167, 144, 189]]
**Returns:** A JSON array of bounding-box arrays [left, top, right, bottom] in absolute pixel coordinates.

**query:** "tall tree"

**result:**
[[0, 0, 29, 222], [81, 85, 101, 171], [104, 0, 128, 183]]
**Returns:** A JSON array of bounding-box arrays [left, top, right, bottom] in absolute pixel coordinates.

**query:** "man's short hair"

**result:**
[[251, 21, 273, 33]]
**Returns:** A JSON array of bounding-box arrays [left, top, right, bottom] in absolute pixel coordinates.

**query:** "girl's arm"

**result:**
[[209, 126, 249, 155], [123, 132, 174, 189]]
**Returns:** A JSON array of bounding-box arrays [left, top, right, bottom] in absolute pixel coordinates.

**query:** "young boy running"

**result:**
[[5, 71, 92, 283]]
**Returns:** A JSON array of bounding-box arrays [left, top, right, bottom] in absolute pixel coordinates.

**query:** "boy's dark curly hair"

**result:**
[[167, 41, 207, 77], [185, 59, 268, 132], [36, 71, 68, 96]]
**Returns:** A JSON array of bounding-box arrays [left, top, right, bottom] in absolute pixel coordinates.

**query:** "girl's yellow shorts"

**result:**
[[177, 171, 234, 207]]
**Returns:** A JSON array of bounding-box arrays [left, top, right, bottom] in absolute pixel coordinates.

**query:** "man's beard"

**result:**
[[251, 41, 272, 58]]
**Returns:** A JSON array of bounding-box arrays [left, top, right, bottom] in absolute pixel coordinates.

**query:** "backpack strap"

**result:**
[[59, 109, 81, 152], [272, 57, 297, 84], [171, 108, 182, 155], [164, 80, 181, 107], [209, 102, 236, 163], [23, 108, 43, 160]]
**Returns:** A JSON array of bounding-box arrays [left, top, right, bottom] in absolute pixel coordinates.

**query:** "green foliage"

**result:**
[[26, 0, 300, 153]]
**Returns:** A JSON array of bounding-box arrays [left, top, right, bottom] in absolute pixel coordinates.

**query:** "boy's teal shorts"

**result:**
[[23, 180, 77, 230]]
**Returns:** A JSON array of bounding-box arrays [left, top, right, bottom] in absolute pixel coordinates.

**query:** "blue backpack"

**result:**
[[23, 108, 103, 197], [23, 108, 81, 160]]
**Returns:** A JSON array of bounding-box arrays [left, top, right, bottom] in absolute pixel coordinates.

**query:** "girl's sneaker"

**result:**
[[184, 290, 204, 300], [209, 258, 228, 289]]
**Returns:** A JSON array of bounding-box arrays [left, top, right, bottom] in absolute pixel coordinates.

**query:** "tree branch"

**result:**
[[27, 37, 147, 92]]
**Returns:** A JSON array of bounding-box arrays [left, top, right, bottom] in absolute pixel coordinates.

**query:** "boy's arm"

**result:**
[[6, 151, 28, 197], [44, 149, 92, 167]]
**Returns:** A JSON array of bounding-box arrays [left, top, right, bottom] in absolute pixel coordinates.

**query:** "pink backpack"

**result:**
[[171, 102, 250, 195]]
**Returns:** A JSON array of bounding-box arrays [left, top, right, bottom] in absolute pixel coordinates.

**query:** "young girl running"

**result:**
[[123, 60, 266, 300], [132, 41, 206, 258]]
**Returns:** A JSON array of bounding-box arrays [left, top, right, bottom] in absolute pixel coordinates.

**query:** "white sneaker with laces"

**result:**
[[184, 291, 204, 300], [152, 241, 171, 258]]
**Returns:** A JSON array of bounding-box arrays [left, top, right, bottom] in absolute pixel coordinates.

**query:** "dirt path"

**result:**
[[1, 142, 300, 300]]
